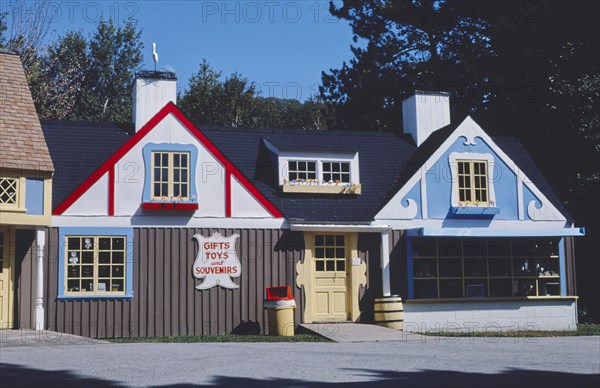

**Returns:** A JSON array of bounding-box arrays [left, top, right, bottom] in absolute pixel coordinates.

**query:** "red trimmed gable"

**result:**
[[53, 102, 283, 218]]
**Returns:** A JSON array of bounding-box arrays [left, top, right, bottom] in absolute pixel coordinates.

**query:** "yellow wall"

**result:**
[[0, 177, 52, 227]]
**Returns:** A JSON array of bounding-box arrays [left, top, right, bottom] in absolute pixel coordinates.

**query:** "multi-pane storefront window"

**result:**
[[65, 236, 127, 295], [411, 238, 561, 299]]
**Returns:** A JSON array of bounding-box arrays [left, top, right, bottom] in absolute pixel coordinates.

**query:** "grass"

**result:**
[[109, 334, 330, 343], [420, 323, 600, 338]]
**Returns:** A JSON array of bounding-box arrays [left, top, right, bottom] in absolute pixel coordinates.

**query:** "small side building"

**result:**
[[0, 50, 54, 329]]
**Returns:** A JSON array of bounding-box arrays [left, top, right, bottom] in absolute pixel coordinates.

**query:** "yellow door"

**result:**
[[0, 226, 15, 329], [312, 234, 349, 321]]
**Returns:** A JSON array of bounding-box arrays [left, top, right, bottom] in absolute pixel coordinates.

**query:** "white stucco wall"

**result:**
[[63, 174, 108, 216], [402, 299, 578, 332]]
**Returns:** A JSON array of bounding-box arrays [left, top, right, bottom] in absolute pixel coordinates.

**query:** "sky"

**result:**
[[4, 0, 356, 101]]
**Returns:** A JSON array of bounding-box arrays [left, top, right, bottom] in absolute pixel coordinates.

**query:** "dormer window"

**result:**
[[322, 162, 350, 183], [278, 154, 361, 195], [288, 161, 317, 181]]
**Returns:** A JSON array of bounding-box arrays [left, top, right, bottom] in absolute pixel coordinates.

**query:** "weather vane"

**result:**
[[152, 42, 158, 71]]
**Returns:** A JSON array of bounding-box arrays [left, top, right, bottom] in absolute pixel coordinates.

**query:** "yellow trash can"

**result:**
[[265, 286, 296, 336]]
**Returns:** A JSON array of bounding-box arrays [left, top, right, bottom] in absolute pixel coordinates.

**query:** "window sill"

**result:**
[[282, 182, 361, 195], [142, 202, 198, 211], [58, 294, 133, 300], [450, 206, 500, 216], [0, 205, 26, 213]]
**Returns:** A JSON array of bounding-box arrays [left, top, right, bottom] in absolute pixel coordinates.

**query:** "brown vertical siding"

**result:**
[[44, 227, 305, 338]]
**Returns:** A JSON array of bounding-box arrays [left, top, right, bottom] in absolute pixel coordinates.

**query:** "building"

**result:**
[[10, 70, 581, 338], [0, 50, 54, 330]]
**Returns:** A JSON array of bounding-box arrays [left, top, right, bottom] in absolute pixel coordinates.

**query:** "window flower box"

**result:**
[[282, 180, 361, 195], [143, 195, 198, 211], [451, 201, 499, 216]]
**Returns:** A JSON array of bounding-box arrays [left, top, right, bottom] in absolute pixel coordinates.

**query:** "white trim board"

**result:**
[[52, 216, 288, 229]]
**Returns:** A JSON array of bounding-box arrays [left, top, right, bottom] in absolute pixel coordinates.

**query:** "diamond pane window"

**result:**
[[0, 178, 18, 205]]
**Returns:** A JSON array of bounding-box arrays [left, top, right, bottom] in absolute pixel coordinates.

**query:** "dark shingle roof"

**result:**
[[41, 120, 131, 208], [39, 114, 572, 223], [201, 127, 416, 222], [493, 136, 573, 223]]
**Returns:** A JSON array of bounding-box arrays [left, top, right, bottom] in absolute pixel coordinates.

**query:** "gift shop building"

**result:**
[[6, 68, 584, 337]]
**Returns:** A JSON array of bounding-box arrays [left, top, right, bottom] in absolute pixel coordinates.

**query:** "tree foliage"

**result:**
[[321, 0, 495, 131], [29, 19, 143, 123], [0, 0, 54, 76], [179, 60, 333, 129]]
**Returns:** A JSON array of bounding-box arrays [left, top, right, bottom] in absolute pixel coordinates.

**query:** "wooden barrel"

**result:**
[[374, 296, 404, 330]]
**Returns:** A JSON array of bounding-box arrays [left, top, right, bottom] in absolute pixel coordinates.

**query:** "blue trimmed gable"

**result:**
[[375, 116, 570, 227]]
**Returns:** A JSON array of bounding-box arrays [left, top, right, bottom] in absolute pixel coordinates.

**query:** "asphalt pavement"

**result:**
[[1, 335, 599, 387]]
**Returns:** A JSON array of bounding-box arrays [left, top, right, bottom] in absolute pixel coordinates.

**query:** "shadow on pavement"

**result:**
[[1, 363, 598, 387], [0, 363, 123, 387]]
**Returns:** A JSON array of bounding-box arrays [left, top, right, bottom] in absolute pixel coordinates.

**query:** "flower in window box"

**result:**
[[475, 199, 480, 206]]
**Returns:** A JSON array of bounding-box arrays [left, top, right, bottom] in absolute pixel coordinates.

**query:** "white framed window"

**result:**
[[288, 160, 317, 181], [449, 152, 496, 207], [151, 151, 190, 200], [322, 162, 351, 183], [279, 152, 361, 194]]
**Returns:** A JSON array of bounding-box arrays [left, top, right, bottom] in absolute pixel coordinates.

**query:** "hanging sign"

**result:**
[[192, 232, 241, 289]]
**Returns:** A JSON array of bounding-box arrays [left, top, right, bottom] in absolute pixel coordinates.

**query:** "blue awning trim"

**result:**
[[406, 227, 585, 237]]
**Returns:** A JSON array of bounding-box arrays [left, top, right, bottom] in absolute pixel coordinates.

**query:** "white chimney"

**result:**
[[133, 71, 177, 132], [402, 91, 451, 146]]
